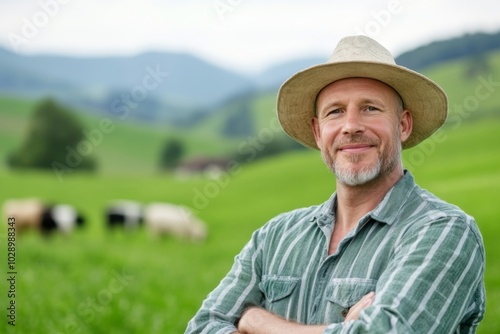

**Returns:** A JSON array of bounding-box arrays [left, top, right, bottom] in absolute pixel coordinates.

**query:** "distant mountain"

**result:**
[[1, 30, 499, 127], [395, 31, 500, 70], [0, 48, 254, 110], [252, 57, 326, 89], [0, 47, 326, 126]]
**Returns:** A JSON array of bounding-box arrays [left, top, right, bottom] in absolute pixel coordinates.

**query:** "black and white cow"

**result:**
[[3, 199, 85, 235], [105, 200, 143, 230], [40, 204, 85, 235]]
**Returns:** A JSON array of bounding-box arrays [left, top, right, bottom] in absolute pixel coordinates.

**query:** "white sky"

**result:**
[[0, 0, 499, 74]]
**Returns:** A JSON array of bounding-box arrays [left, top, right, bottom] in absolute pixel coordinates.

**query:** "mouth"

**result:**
[[338, 144, 375, 153]]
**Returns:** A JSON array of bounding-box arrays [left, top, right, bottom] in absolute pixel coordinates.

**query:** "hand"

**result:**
[[236, 307, 263, 334], [344, 291, 375, 322]]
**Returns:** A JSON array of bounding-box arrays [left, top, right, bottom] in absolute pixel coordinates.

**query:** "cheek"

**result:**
[[371, 119, 399, 141], [382, 124, 403, 152], [318, 121, 340, 145]]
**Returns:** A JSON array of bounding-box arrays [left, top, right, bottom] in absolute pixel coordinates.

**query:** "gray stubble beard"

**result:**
[[322, 130, 402, 187]]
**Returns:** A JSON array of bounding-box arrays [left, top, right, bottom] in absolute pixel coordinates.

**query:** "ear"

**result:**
[[400, 110, 413, 143], [312, 117, 322, 148]]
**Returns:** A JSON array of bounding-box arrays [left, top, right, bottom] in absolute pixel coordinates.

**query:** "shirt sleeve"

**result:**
[[323, 215, 486, 334], [185, 227, 266, 333]]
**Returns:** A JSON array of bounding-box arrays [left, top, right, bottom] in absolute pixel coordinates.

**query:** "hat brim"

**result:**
[[277, 61, 448, 150]]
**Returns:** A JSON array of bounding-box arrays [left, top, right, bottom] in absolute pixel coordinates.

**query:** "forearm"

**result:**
[[186, 228, 267, 333], [236, 291, 376, 334], [237, 307, 326, 334]]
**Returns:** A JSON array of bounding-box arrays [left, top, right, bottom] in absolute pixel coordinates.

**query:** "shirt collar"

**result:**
[[370, 170, 416, 225], [312, 170, 416, 227], [312, 192, 336, 227]]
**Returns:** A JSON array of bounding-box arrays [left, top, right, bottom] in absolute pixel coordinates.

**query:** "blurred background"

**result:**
[[1, 0, 499, 333]]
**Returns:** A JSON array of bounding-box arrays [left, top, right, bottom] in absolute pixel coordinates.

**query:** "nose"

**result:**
[[341, 109, 365, 135]]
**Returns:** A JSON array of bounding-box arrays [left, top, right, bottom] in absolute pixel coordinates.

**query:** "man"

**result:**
[[186, 36, 486, 333]]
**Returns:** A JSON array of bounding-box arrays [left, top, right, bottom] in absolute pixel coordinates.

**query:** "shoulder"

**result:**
[[393, 173, 471, 223], [409, 184, 475, 227], [401, 183, 484, 256]]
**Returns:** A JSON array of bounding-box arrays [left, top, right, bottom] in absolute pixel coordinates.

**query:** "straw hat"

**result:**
[[277, 35, 448, 149]]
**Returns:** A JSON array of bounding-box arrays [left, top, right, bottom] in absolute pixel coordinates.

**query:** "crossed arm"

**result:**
[[234, 292, 375, 334], [186, 216, 485, 333]]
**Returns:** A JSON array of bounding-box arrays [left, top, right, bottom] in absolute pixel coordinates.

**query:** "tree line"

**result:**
[[7, 98, 303, 174]]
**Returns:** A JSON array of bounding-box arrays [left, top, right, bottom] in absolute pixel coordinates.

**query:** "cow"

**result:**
[[143, 203, 207, 241], [3, 199, 85, 235], [2, 198, 44, 234], [105, 200, 144, 230], [40, 204, 85, 235]]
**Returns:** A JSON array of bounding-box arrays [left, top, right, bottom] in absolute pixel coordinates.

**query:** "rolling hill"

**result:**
[[1, 114, 499, 333], [1, 32, 500, 175], [1, 31, 499, 127], [1, 32, 500, 334]]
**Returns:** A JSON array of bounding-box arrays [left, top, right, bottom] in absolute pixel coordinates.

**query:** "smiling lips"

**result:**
[[338, 143, 375, 153]]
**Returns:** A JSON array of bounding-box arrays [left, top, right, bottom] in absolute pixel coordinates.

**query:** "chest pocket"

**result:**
[[258, 276, 300, 318], [325, 278, 377, 324]]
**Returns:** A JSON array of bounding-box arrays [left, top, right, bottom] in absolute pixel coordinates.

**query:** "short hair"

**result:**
[[395, 91, 404, 115]]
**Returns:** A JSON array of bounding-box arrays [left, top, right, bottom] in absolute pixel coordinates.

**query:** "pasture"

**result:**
[[1, 116, 500, 333]]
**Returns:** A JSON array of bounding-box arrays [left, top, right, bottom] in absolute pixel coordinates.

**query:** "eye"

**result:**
[[326, 108, 343, 116], [365, 106, 380, 112]]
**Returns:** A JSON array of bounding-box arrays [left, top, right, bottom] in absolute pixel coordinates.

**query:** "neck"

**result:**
[[335, 166, 404, 230]]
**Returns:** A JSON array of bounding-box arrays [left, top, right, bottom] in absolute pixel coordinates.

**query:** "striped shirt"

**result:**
[[186, 171, 486, 333]]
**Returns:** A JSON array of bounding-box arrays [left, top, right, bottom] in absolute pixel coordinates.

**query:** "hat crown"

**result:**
[[329, 35, 396, 65]]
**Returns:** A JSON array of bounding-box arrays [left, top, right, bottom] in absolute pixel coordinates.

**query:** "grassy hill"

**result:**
[[1, 45, 500, 333], [423, 49, 500, 118], [1, 114, 500, 333], [1, 48, 500, 176], [0, 96, 238, 174]]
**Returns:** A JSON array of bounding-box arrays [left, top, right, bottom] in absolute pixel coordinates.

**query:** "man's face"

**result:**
[[312, 77, 412, 186]]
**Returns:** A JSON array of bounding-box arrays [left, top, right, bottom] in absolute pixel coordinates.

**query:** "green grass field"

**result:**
[[1, 114, 500, 333], [1, 49, 500, 333]]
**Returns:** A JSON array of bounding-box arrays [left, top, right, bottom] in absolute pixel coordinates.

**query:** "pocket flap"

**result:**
[[258, 276, 300, 302], [326, 278, 377, 308]]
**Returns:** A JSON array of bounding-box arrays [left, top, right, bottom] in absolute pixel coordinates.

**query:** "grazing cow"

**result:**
[[3, 199, 85, 235], [2, 198, 44, 234], [143, 203, 207, 241], [40, 204, 85, 235], [105, 200, 143, 230]]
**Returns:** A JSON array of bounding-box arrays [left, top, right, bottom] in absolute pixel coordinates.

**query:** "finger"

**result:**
[[344, 298, 371, 322], [344, 292, 375, 322]]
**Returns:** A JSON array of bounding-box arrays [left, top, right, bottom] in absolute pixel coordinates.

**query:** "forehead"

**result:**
[[317, 77, 400, 104]]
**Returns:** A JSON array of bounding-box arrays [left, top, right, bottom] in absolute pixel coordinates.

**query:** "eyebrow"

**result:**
[[360, 98, 386, 108], [316, 101, 340, 117]]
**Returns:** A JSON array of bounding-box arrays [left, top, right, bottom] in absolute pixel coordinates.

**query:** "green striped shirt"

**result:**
[[186, 171, 486, 333]]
